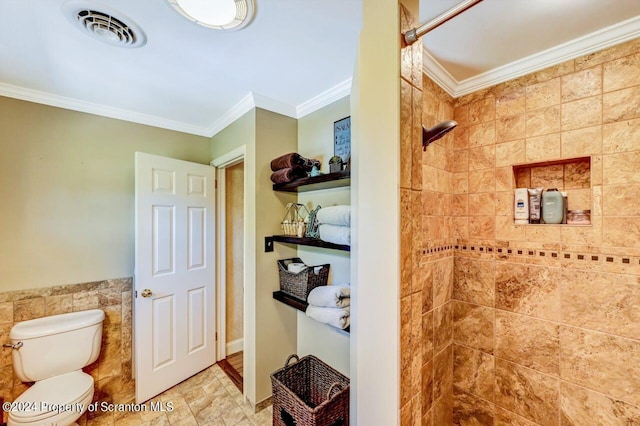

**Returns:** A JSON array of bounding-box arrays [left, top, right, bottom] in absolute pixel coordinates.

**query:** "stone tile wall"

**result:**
[[450, 38, 640, 425], [0, 278, 134, 424], [399, 4, 457, 424]]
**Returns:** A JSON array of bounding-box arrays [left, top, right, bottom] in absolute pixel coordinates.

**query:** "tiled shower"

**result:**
[[400, 3, 640, 424]]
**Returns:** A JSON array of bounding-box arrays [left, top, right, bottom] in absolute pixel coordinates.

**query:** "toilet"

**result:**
[[6, 309, 105, 426]]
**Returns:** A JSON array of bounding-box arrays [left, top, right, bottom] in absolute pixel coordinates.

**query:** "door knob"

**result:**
[[141, 289, 153, 298]]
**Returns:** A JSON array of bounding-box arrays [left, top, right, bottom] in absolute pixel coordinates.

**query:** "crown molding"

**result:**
[[296, 78, 352, 118], [424, 15, 640, 98], [0, 82, 211, 136], [253, 93, 298, 118], [204, 93, 256, 137]]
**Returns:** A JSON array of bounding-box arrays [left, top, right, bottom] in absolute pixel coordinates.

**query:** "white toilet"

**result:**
[[6, 309, 105, 426]]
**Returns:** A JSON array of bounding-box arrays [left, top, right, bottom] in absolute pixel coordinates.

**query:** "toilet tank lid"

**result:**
[[10, 309, 105, 340]]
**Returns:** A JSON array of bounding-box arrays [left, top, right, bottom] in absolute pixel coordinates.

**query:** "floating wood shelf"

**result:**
[[265, 235, 350, 252], [272, 170, 350, 192], [273, 291, 350, 333]]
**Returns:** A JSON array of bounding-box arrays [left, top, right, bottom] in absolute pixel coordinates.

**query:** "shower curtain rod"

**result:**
[[403, 0, 484, 45]]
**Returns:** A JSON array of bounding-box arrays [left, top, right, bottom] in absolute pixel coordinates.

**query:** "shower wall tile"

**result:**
[[560, 326, 640, 406], [561, 65, 602, 102], [469, 98, 496, 124], [449, 38, 640, 426], [495, 311, 560, 376], [468, 216, 495, 240], [602, 184, 640, 216], [401, 79, 413, 189], [603, 216, 640, 248], [496, 94, 526, 118], [530, 164, 563, 188], [433, 345, 453, 401], [412, 86, 423, 190], [494, 406, 539, 426], [525, 133, 561, 162], [495, 359, 560, 425], [452, 390, 494, 426], [495, 263, 560, 321], [433, 302, 453, 354], [575, 38, 640, 70], [468, 146, 495, 170], [468, 193, 495, 217], [526, 77, 561, 111], [560, 381, 640, 425], [496, 139, 525, 167], [468, 122, 495, 147], [603, 85, 640, 123], [602, 52, 640, 92], [453, 344, 494, 401], [561, 125, 602, 158], [602, 117, 640, 153], [468, 169, 495, 193], [452, 301, 493, 354], [561, 95, 602, 131], [453, 257, 494, 307], [495, 167, 513, 192], [602, 150, 640, 185], [526, 105, 561, 137]]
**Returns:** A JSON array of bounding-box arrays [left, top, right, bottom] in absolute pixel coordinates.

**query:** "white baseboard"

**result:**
[[226, 338, 243, 355]]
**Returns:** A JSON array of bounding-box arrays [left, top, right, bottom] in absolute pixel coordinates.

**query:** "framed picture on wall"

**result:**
[[334, 116, 351, 163]]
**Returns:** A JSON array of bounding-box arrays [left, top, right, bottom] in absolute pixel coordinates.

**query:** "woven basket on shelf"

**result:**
[[277, 258, 329, 301], [281, 203, 309, 237], [271, 354, 350, 426]]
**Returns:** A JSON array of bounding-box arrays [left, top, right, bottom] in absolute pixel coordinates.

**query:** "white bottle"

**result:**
[[514, 188, 529, 224]]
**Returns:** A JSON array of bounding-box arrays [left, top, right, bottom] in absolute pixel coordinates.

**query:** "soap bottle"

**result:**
[[514, 188, 529, 225], [542, 188, 563, 224]]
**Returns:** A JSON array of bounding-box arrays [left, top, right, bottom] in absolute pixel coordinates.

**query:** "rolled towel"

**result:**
[[271, 153, 321, 172], [319, 224, 350, 246], [270, 167, 307, 184], [316, 205, 351, 227], [306, 305, 350, 329], [271, 153, 304, 171], [307, 285, 350, 308]]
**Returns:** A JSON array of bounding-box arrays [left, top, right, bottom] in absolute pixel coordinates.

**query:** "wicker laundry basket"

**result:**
[[271, 354, 350, 426], [277, 258, 329, 301]]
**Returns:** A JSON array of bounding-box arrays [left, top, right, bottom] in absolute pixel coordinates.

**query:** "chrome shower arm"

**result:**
[[403, 0, 484, 45]]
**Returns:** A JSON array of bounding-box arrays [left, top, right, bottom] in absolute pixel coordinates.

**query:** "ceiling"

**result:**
[[0, 1, 638, 137]]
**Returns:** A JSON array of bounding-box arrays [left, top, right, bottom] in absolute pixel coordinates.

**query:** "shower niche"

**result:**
[[512, 156, 592, 225]]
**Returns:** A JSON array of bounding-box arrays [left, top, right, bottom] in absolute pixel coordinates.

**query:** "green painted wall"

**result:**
[[0, 96, 211, 292]]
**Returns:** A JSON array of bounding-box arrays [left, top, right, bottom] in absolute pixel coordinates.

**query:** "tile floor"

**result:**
[[81, 364, 272, 426]]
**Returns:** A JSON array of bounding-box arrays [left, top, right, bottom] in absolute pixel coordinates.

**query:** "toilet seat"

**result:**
[[8, 371, 94, 425]]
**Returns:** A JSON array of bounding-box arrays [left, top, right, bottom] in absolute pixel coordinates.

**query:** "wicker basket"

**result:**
[[277, 258, 329, 301], [271, 354, 350, 426], [281, 203, 309, 237]]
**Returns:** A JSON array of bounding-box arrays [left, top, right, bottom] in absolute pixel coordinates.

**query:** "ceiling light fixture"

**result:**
[[166, 0, 255, 31]]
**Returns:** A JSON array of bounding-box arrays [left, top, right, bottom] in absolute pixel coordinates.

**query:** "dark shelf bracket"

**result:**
[[265, 236, 274, 252]]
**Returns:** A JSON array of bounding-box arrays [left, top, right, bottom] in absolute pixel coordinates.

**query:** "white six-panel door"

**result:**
[[134, 152, 216, 403]]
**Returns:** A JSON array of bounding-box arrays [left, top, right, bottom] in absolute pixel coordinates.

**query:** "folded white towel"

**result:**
[[319, 224, 350, 246], [317, 205, 351, 227], [306, 305, 350, 329], [307, 286, 350, 308]]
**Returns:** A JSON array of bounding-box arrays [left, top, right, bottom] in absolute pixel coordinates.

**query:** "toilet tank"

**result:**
[[10, 309, 105, 382]]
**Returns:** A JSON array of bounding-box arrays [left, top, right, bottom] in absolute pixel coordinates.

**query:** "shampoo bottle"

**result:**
[[514, 188, 529, 224], [542, 188, 564, 224]]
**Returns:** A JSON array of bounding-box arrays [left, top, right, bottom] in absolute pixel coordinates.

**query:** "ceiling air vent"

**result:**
[[62, 1, 147, 48]]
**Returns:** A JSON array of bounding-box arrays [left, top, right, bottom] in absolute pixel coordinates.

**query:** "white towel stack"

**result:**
[[305, 285, 351, 329], [317, 205, 351, 246]]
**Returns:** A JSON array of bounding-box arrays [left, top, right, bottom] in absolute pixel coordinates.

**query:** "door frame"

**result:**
[[211, 145, 246, 363]]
